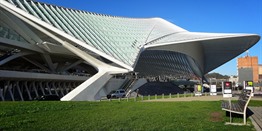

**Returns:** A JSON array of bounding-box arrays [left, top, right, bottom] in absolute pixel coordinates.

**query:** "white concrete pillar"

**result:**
[[32, 81, 39, 97], [61, 71, 112, 101], [45, 82, 52, 95], [7, 81, 14, 101], [15, 81, 24, 101], [58, 82, 64, 96], [24, 81, 32, 100], [0, 87, 4, 101], [39, 81, 46, 95], [52, 82, 59, 96]]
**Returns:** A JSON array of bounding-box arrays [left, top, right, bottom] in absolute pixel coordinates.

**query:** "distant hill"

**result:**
[[205, 72, 230, 79]]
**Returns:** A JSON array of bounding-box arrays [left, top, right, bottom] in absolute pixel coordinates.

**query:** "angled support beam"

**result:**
[[0, 86, 4, 101], [39, 81, 45, 95], [0, 37, 44, 53], [45, 82, 52, 95], [64, 82, 69, 94], [58, 82, 64, 96], [0, 1, 133, 71], [31, 81, 39, 97], [7, 81, 14, 101], [52, 82, 59, 96], [3, 81, 8, 98], [22, 56, 50, 72], [41, 54, 55, 72], [61, 70, 112, 101], [0, 51, 33, 66], [0, 3, 130, 101], [0, 10, 43, 44], [24, 81, 32, 100], [15, 81, 24, 101], [58, 60, 83, 72]]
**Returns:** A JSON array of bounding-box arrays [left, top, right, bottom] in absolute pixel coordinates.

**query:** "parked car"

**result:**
[[107, 89, 126, 99]]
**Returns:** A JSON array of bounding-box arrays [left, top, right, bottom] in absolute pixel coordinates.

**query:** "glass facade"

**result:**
[[4, 0, 184, 67], [134, 50, 196, 78], [0, 24, 27, 43]]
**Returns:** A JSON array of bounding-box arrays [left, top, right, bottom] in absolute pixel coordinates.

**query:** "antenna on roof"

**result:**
[[246, 50, 249, 57]]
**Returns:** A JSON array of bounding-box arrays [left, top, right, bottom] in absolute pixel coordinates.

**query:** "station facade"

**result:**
[[0, 0, 260, 101]]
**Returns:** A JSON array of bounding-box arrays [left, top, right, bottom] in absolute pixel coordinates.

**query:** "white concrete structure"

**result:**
[[0, 0, 260, 101]]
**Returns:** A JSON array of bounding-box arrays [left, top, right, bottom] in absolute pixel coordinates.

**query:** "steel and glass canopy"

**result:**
[[0, 0, 260, 100]]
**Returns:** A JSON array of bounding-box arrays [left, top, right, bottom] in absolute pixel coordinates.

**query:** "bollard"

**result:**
[[148, 95, 150, 100], [177, 93, 179, 98], [184, 92, 186, 97], [119, 98, 121, 102], [169, 93, 171, 98], [141, 95, 143, 101], [155, 94, 157, 100], [162, 94, 164, 99], [127, 97, 129, 102]]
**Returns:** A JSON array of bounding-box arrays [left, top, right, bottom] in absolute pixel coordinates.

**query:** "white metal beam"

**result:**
[[0, 9, 43, 44], [22, 56, 50, 72], [0, 37, 43, 53], [7, 81, 14, 101], [0, 51, 33, 66], [24, 81, 32, 100], [15, 81, 24, 101], [58, 60, 83, 72], [41, 54, 55, 72], [0, 1, 133, 71], [61, 70, 112, 101], [0, 70, 89, 81], [30, 81, 38, 97], [45, 82, 52, 95], [0, 88, 4, 101]]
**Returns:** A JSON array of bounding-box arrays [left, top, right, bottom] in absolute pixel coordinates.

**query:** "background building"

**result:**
[[237, 55, 258, 83], [258, 65, 262, 81]]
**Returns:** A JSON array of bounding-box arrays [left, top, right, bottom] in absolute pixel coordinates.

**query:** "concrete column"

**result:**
[[16, 81, 24, 101], [7, 81, 14, 101], [58, 82, 64, 96], [61, 70, 112, 101], [52, 82, 59, 96], [45, 82, 52, 95], [0, 86, 4, 101], [24, 81, 32, 100], [32, 81, 39, 97], [39, 81, 46, 95]]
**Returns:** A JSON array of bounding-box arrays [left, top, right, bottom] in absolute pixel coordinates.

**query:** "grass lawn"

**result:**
[[0, 100, 262, 131]]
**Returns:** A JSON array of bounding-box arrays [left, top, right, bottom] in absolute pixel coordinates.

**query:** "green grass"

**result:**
[[0, 100, 261, 131]]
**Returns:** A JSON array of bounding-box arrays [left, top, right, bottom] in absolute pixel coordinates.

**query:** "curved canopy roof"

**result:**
[[1, 0, 186, 67], [0, 0, 260, 78]]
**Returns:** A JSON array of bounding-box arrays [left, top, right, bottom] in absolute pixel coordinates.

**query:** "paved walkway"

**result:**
[[249, 107, 262, 131]]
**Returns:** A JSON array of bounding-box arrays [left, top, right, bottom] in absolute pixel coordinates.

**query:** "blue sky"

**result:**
[[38, 0, 262, 76]]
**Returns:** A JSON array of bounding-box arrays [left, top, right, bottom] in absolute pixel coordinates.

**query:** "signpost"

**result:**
[[243, 81, 254, 96], [222, 81, 232, 98], [210, 84, 217, 95], [194, 84, 202, 96]]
